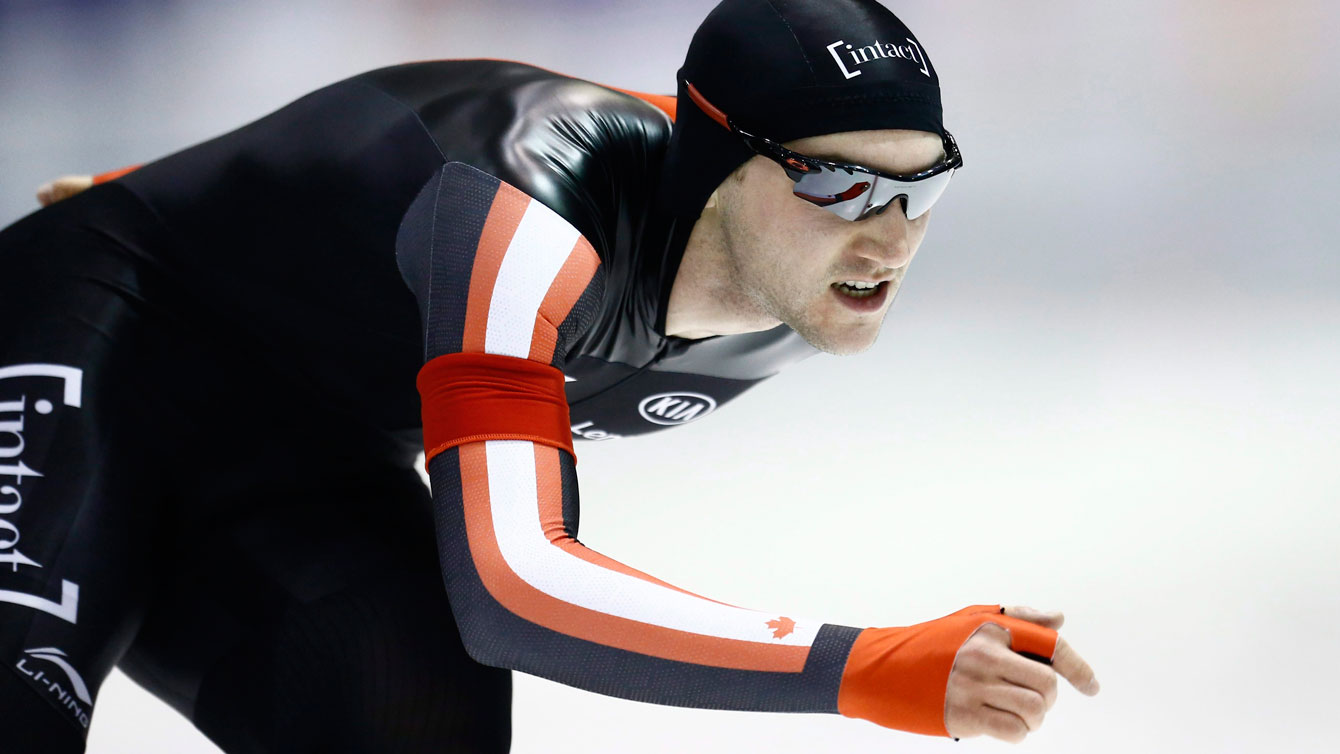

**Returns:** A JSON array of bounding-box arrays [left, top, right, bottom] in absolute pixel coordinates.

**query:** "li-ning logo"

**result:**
[[826, 37, 930, 80], [637, 392, 717, 426], [0, 363, 84, 625], [15, 647, 92, 728]]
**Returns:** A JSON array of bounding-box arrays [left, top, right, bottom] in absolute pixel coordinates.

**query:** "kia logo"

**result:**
[[638, 392, 717, 426]]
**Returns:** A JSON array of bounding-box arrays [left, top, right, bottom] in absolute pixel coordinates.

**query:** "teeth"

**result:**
[[834, 280, 880, 299]]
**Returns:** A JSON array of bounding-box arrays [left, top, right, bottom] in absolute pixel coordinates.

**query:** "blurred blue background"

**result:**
[[2, 1, 1337, 752]]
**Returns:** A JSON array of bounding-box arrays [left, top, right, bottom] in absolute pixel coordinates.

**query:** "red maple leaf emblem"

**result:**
[[766, 616, 796, 640]]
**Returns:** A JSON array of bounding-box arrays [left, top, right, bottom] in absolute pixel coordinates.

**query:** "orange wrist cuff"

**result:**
[[836, 603, 1059, 737], [417, 352, 574, 468]]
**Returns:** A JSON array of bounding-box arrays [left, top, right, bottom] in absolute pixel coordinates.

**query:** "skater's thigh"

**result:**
[[0, 186, 206, 751], [120, 435, 513, 753]]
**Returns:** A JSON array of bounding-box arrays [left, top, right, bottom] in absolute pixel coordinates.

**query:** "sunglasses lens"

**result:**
[[791, 168, 875, 220], [899, 169, 954, 220], [787, 165, 959, 220], [784, 157, 957, 221], [858, 168, 956, 220]]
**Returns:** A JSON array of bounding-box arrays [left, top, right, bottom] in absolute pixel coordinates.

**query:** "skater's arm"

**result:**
[[395, 161, 1089, 739]]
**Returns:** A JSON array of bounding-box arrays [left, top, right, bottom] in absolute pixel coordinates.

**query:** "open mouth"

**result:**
[[830, 280, 890, 312]]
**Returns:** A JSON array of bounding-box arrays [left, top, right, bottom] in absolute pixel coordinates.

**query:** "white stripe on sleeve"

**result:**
[[484, 440, 823, 646], [484, 199, 581, 358]]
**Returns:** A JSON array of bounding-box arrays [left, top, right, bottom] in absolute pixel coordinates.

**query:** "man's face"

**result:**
[[714, 128, 945, 355]]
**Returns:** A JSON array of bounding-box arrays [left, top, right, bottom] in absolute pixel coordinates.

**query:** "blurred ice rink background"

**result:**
[[2, 0, 1337, 752]]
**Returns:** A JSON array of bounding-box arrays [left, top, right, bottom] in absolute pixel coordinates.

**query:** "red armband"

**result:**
[[837, 603, 1059, 737], [417, 352, 574, 468]]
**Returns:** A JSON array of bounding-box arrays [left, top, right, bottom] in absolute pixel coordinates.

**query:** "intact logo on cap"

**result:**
[[638, 392, 717, 426], [826, 37, 930, 80]]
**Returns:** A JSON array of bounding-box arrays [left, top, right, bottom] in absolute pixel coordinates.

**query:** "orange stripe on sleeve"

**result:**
[[458, 442, 809, 673], [462, 183, 530, 354], [527, 236, 601, 363], [531, 444, 742, 609]]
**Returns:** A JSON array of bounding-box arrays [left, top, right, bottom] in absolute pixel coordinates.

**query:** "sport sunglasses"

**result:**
[[685, 81, 962, 221]]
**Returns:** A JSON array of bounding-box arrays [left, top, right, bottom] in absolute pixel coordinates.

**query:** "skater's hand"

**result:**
[[36, 175, 94, 207], [943, 605, 1100, 743], [837, 603, 1075, 739]]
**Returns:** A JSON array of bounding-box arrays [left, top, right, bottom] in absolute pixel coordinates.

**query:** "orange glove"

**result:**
[[837, 603, 1058, 737]]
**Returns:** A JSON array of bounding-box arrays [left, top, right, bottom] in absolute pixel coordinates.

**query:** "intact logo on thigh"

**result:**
[[14, 646, 92, 729], [0, 363, 84, 625], [637, 392, 717, 426]]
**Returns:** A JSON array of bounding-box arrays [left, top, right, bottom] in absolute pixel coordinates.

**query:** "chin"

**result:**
[[771, 292, 888, 355], [791, 321, 882, 356]]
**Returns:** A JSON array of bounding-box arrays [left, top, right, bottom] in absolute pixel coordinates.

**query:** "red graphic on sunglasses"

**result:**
[[795, 181, 870, 207]]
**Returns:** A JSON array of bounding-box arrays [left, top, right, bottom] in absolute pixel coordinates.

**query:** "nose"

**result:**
[[851, 204, 913, 269]]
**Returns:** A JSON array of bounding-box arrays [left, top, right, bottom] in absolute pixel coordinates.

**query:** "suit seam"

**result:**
[[762, 0, 816, 79], [424, 169, 446, 362], [346, 78, 449, 163]]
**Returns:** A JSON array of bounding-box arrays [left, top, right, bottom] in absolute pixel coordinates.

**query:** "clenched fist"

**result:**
[[944, 605, 1100, 743], [837, 603, 1099, 742]]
